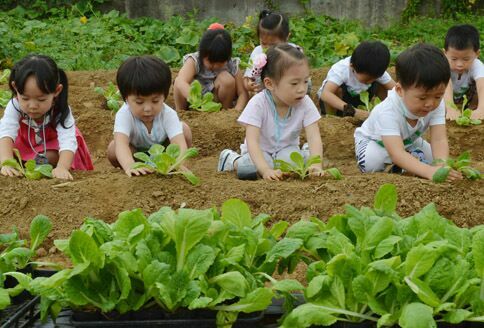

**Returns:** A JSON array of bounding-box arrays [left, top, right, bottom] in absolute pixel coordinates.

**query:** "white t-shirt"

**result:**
[[451, 58, 484, 97], [354, 89, 445, 149], [317, 56, 392, 97], [0, 98, 77, 152], [237, 90, 321, 154], [114, 103, 183, 150]]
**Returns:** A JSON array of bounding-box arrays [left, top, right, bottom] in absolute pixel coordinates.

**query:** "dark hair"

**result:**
[[9, 54, 70, 129], [198, 29, 232, 64], [261, 43, 308, 83], [396, 43, 450, 90], [257, 9, 290, 41], [350, 41, 391, 77], [444, 24, 480, 52], [116, 55, 171, 100]]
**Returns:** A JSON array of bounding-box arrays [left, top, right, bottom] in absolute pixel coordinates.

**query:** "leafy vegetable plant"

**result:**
[[94, 82, 123, 112], [274, 152, 343, 180], [188, 80, 222, 112], [432, 151, 482, 182], [0, 89, 11, 109], [449, 96, 481, 126], [1, 149, 53, 180], [358, 91, 381, 112], [0, 69, 10, 84], [0, 215, 52, 309], [132, 143, 200, 185]]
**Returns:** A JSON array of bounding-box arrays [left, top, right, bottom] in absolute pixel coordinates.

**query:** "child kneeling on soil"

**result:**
[[0, 54, 94, 180], [218, 44, 323, 181], [174, 24, 248, 111], [354, 44, 462, 182], [318, 41, 395, 118], [443, 24, 484, 120], [107, 55, 192, 177]]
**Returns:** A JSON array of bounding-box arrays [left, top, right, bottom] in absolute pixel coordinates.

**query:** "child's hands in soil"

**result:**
[[309, 166, 325, 177], [125, 167, 154, 177], [262, 168, 284, 181], [1, 165, 22, 177], [52, 167, 73, 180]]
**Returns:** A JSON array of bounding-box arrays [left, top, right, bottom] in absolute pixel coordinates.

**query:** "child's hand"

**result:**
[[446, 107, 460, 120], [1, 166, 22, 177], [308, 166, 324, 177], [445, 168, 463, 182], [262, 168, 283, 181], [247, 78, 262, 93], [52, 166, 73, 180], [125, 167, 154, 177]]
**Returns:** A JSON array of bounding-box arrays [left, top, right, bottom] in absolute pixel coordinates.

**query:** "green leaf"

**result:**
[[398, 302, 436, 328], [185, 244, 216, 279], [180, 169, 200, 186], [133, 152, 151, 163], [270, 221, 289, 239], [166, 144, 180, 159], [272, 279, 304, 292], [188, 80, 202, 105], [473, 229, 484, 278], [1, 158, 22, 171], [69, 230, 104, 268], [281, 303, 338, 328], [374, 235, 402, 258], [432, 166, 450, 183], [35, 164, 53, 178], [30, 215, 52, 251], [405, 244, 438, 279], [148, 144, 165, 156], [210, 272, 248, 297], [266, 238, 303, 263], [0, 288, 10, 310], [326, 167, 342, 180], [157, 45, 180, 64], [289, 151, 305, 168], [404, 276, 441, 307], [221, 199, 252, 229], [373, 183, 397, 214], [215, 287, 274, 313]]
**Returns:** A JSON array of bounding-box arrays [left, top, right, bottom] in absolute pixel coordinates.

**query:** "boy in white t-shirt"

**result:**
[[443, 24, 484, 120], [354, 44, 462, 182], [318, 41, 395, 118], [107, 55, 192, 176]]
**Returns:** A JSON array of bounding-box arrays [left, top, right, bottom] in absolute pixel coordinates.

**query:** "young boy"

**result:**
[[354, 44, 462, 182], [318, 40, 396, 118], [443, 24, 484, 120], [107, 55, 192, 176]]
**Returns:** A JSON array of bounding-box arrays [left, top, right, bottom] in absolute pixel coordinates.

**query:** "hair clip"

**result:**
[[208, 23, 224, 30], [251, 53, 267, 78]]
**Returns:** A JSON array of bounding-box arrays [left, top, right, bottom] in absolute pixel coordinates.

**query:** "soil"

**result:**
[[0, 69, 483, 272]]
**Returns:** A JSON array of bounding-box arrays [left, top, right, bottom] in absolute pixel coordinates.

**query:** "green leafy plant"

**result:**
[[23, 199, 303, 326], [432, 151, 482, 183], [274, 152, 343, 180], [358, 91, 381, 112], [449, 96, 482, 126], [94, 82, 123, 112], [132, 143, 200, 185], [0, 215, 52, 309], [1, 149, 53, 180], [187, 80, 222, 112], [0, 69, 10, 84], [0, 89, 11, 109]]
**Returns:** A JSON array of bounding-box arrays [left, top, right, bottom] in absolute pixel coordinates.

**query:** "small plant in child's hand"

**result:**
[[432, 151, 482, 183], [448, 96, 481, 126], [358, 91, 381, 112], [0, 89, 11, 109], [274, 152, 343, 180], [1, 149, 53, 180], [187, 80, 222, 112], [0, 69, 10, 84], [132, 144, 200, 185], [94, 82, 123, 113]]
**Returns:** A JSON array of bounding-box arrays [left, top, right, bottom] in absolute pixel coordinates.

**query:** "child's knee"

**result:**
[[214, 71, 235, 90]]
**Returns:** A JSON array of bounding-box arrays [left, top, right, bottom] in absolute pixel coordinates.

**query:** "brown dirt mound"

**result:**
[[0, 69, 482, 261]]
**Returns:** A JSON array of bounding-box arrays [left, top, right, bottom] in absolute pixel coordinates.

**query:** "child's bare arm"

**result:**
[[52, 150, 74, 180], [114, 133, 150, 176], [234, 71, 249, 111], [320, 81, 346, 111], [0, 137, 21, 177], [304, 122, 323, 174], [472, 77, 484, 119], [246, 125, 282, 181], [173, 58, 196, 110], [169, 133, 188, 154], [444, 80, 459, 120], [429, 124, 449, 160]]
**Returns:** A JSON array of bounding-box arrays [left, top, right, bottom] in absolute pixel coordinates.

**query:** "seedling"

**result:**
[[432, 151, 482, 182], [94, 82, 123, 112], [0, 69, 10, 84], [132, 143, 200, 185], [449, 95, 481, 126], [1, 149, 52, 180], [274, 152, 343, 180], [187, 80, 222, 112], [358, 91, 381, 112], [0, 89, 11, 109]]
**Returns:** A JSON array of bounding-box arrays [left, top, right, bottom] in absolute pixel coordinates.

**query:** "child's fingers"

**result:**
[[447, 170, 463, 181]]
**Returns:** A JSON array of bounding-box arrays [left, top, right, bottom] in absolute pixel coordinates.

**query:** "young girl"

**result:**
[[107, 55, 192, 177], [244, 10, 302, 94], [218, 44, 323, 181], [173, 25, 248, 111], [0, 54, 93, 180]]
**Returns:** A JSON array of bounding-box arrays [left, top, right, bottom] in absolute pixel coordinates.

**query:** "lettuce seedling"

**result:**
[[432, 151, 482, 183], [1, 149, 53, 180], [188, 80, 222, 112], [0, 69, 10, 84], [94, 82, 123, 112], [132, 143, 200, 185], [0, 89, 11, 109], [274, 152, 343, 180], [358, 91, 381, 112], [448, 96, 481, 126]]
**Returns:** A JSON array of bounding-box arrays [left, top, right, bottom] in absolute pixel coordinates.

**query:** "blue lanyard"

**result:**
[[265, 90, 291, 150]]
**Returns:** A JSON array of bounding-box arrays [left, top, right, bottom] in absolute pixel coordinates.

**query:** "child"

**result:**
[[354, 44, 462, 182], [0, 54, 93, 180], [218, 44, 323, 181], [443, 24, 484, 120], [107, 55, 192, 177], [318, 40, 396, 117], [173, 25, 248, 111]]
